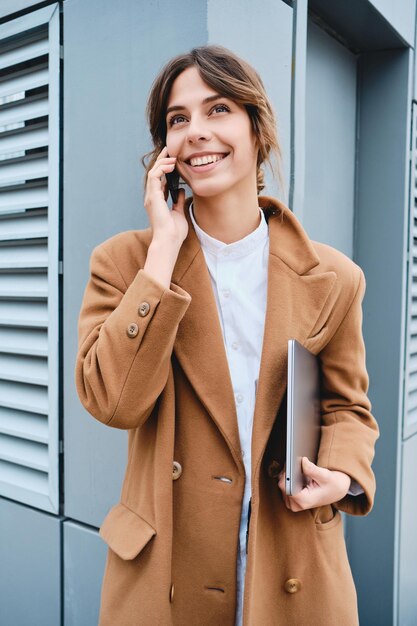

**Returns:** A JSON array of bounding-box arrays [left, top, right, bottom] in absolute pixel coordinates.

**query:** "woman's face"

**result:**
[[165, 66, 259, 199]]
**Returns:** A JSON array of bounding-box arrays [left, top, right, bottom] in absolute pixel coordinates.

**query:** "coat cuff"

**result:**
[[317, 410, 377, 515]]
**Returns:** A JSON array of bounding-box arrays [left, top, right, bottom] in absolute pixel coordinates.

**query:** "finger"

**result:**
[[148, 162, 176, 188], [277, 472, 286, 495], [288, 488, 317, 511], [150, 159, 177, 176], [158, 146, 169, 158], [302, 457, 331, 485]]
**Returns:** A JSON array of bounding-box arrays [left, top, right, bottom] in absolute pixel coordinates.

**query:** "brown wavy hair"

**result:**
[[142, 45, 284, 195]]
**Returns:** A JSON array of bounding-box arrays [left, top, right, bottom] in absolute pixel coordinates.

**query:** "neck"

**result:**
[[192, 186, 261, 244]]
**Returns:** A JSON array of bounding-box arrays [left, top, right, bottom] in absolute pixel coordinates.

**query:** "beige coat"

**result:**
[[75, 196, 379, 626]]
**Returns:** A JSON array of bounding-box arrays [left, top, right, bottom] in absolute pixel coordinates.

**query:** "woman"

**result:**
[[76, 45, 379, 626]]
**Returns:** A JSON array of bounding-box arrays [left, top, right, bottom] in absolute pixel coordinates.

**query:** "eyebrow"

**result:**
[[165, 94, 225, 117]]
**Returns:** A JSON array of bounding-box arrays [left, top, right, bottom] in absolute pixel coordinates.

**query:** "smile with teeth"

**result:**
[[188, 154, 227, 167]]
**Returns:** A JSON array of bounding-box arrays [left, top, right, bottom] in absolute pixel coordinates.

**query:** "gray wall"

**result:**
[[304, 18, 357, 257], [0, 498, 61, 626], [352, 48, 412, 625]]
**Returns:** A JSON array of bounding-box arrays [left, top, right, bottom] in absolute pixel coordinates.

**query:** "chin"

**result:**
[[188, 178, 235, 199]]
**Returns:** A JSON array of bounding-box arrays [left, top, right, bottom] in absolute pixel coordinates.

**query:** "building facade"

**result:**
[[0, 0, 416, 624]]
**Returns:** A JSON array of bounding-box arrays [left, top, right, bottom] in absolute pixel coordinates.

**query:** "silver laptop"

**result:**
[[285, 339, 321, 496]]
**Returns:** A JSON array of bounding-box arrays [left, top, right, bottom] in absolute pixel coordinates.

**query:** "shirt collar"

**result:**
[[189, 202, 268, 260]]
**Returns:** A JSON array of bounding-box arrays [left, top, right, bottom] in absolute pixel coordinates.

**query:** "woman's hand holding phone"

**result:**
[[143, 147, 188, 289]]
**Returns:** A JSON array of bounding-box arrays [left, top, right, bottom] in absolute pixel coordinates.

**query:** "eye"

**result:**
[[211, 103, 230, 115], [168, 114, 187, 127]]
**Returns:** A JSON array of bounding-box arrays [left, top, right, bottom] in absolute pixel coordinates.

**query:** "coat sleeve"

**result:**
[[316, 267, 379, 516], [75, 242, 191, 429]]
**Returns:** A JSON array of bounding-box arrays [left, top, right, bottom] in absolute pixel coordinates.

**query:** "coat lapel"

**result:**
[[172, 196, 337, 476], [172, 200, 242, 465], [250, 198, 337, 477]]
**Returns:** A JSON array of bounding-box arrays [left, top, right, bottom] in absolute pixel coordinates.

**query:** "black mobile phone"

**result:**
[[166, 169, 180, 204]]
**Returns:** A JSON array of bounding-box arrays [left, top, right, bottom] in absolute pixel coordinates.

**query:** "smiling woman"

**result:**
[[165, 67, 259, 210], [76, 45, 379, 626]]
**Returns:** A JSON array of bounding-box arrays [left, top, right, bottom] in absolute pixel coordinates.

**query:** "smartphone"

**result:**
[[166, 169, 180, 204]]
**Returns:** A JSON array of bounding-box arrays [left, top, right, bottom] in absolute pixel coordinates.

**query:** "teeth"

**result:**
[[189, 154, 225, 167]]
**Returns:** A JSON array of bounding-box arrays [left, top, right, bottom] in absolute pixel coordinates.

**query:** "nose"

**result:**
[[186, 114, 212, 144]]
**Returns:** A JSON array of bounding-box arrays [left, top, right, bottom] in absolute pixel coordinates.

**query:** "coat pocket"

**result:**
[[99, 502, 156, 560], [310, 503, 341, 530]]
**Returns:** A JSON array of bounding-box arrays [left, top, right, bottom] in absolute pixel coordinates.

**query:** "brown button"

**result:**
[[126, 323, 139, 338], [284, 578, 301, 594], [267, 460, 281, 479], [138, 301, 150, 317], [169, 583, 174, 602], [172, 461, 182, 480]]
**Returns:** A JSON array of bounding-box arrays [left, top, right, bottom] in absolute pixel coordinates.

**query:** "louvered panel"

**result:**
[[0, 433, 48, 472], [407, 391, 417, 413], [0, 67, 49, 100], [0, 301, 48, 328], [0, 4, 59, 513], [0, 156, 49, 186], [406, 407, 417, 428], [0, 407, 48, 443], [0, 242, 48, 269], [0, 460, 48, 498], [0, 273, 48, 299], [408, 371, 417, 394], [0, 185, 48, 213], [0, 97, 49, 128], [0, 213, 47, 239], [0, 126, 48, 159], [0, 353, 47, 386], [0, 38, 48, 71], [404, 103, 417, 438], [0, 327, 47, 356], [0, 379, 48, 414], [409, 354, 417, 375], [408, 337, 417, 356]]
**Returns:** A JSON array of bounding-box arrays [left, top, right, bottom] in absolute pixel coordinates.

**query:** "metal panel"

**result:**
[[349, 48, 412, 626], [0, 4, 60, 513], [0, 496, 61, 626], [0, 1, 56, 20], [64, 0, 208, 527], [309, 0, 412, 52], [303, 18, 357, 258], [64, 520, 108, 626], [369, 0, 416, 48], [403, 104, 417, 439], [398, 433, 417, 625]]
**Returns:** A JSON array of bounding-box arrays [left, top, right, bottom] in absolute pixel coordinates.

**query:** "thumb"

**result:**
[[302, 457, 329, 484], [172, 188, 186, 214]]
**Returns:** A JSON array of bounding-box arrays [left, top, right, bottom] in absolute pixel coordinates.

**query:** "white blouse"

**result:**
[[190, 203, 268, 625]]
